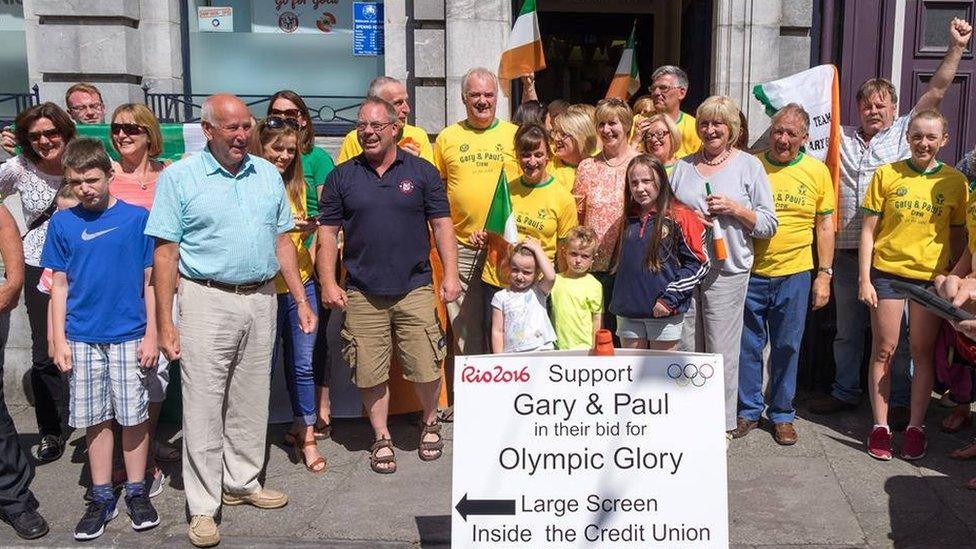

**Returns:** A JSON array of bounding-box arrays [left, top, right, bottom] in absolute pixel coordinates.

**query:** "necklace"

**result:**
[[601, 149, 630, 168], [700, 148, 732, 166]]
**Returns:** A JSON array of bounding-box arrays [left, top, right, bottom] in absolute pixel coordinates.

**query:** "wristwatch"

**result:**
[[817, 267, 833, 277]]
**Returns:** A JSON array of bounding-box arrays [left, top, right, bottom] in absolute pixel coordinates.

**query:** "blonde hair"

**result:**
[[632, 95, 655, 116], [568, 103, 596, 123], [564, 226, 598, 255], [596, 98, 634, 136], [696, 95, 742, 148], [65, 83, 102, 106], [640, 113, 681, 159], [552, 110, 598, 157], [249, 120, 307, 217], [111, 103, 164, 158], [908, 108, 949, 135]]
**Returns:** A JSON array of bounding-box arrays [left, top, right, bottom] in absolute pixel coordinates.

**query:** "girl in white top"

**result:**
[[490, 238, 557, 353]]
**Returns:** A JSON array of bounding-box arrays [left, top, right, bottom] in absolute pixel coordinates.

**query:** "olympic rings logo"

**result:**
[[667, 363, 715, 387]]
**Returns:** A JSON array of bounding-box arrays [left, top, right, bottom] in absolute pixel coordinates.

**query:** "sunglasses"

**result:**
[[27, 128, 62, 142], [110, 123, 146, 136], [269, 108, 302, 119], [265, 116, 300, 131]]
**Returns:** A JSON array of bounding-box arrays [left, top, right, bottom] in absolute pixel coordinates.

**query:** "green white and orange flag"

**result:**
[[606, 22, 640, 100], [484, 169, 519, 281], [498, 0, 546, 82]]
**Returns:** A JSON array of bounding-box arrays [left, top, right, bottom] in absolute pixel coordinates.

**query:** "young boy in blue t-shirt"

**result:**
[[40, 138, 160, 540]]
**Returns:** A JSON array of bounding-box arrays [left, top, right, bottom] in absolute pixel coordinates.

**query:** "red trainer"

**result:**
[[900, 426, 927, 460], [867, 425, 892, 461]]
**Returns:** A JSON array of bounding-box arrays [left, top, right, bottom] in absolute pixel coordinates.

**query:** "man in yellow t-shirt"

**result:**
[[736, 105, 835, 445], [433, 68, 519, 356], [336, 76, 434, 164], [647, 65, 701, 158]]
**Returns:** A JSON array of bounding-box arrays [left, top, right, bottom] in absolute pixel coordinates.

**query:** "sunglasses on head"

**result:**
[[27, 128, 62, 141], [265, 116, 300, 131], [269, 108, 302, 119]]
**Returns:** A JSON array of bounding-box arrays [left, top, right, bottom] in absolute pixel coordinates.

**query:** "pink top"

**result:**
[[110, 161, 164, 210], [572, 149, 638, 272]]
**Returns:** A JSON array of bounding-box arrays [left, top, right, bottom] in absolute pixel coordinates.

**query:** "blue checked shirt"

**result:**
[[836, 112, 913, 249], [145, 148, 294, 284]]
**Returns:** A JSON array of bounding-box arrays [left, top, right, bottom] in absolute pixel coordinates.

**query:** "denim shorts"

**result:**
[[616, 314, 685, 342], [870, 268, 930, 300]]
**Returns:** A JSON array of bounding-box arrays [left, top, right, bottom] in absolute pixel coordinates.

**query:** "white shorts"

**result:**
[[616, 314, 685, 342]]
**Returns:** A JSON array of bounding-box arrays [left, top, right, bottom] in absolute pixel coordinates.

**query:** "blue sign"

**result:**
[[353, 2, 384, 56]]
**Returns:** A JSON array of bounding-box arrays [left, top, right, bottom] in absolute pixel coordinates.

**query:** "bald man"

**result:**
[[145, 94, 316, 548], [336, 76, 434, 164]]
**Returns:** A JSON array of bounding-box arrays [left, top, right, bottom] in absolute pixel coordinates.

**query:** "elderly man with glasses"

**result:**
[[636, 65, 701, 158]]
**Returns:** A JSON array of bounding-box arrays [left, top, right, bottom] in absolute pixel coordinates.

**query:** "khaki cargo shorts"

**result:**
[[341, 284, 447, 388]]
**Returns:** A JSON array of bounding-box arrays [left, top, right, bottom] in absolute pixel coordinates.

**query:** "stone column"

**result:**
[[413, 0, 447, 133], [445, 0, 511, 124], [24, 0, 183, 112]]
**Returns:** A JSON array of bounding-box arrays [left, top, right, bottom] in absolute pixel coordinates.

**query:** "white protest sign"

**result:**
[[452, 350, 729, 548], [753, 64, 839, 160]]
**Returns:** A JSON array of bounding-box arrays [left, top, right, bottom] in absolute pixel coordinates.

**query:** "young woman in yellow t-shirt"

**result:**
[[859, 109, 968, 461]]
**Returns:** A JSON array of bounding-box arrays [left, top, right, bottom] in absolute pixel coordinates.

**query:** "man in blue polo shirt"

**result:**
[[317, 97, 459, 475]]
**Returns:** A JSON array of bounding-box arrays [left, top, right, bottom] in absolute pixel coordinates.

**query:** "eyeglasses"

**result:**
[[27, 128, 62, 142], [551, 130, 569, 141], [643, 130, 669, 142], [269, 108, 302, 119], [265, 116, 300, 131], [649, 84, 680, 94], [68, 102, 104, 114], [355, 121, 396, 132], [110, 123, 146, 136]]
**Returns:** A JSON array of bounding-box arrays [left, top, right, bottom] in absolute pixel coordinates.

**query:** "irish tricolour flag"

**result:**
[[498, 0, 546, 82], [606, 23, 640, 100], [75, 123, 207, 163], [484, 170, 519, 283]]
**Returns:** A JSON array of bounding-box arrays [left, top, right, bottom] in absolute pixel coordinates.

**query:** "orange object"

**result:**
[[712, 234, 728, 261], [592, 329, 615, 356]]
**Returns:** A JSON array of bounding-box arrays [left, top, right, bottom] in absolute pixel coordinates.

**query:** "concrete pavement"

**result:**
[[1, 391, 975, 548]]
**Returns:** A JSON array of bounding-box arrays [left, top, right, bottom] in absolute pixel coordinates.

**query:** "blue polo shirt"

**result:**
[[319, 149, 450, 295], [145, 148, 294, 284], [40, 200, 154, 344]]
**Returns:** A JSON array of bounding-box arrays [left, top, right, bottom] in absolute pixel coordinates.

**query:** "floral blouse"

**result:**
[[0, 155, 62, 267], [572, 149, 638, 272]]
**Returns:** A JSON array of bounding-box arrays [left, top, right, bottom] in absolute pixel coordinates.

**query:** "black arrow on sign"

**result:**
[[454, 493, 516, 522]]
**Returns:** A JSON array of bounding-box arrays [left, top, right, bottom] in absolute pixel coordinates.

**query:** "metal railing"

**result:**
[[143, 86, 363, 136], [0, 85, 40, 127]]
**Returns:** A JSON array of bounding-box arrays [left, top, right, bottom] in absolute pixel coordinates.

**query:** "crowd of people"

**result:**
[[0, 16, 974, 547]]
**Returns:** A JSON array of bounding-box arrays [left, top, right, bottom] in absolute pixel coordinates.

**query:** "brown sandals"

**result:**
[[293, 439, 327, 473], [419, 422, 444, 462], [370, 438, 397, 474]]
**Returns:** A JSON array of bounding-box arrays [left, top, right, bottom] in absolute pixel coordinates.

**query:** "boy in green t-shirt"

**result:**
[[550, 226, 603, 349]]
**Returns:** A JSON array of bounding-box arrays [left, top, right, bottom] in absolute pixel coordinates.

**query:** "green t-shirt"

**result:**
[[301, 146, 335, 218], [551, 272, 603, 350]]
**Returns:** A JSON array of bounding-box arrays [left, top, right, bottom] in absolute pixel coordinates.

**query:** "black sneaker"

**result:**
[[35, 434, 63, 462], [7, 508, 49, 540], [126, 493, 159, 531], [74, 499, 118, 541]]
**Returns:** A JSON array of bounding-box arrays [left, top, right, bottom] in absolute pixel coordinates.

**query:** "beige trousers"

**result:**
[[445, 244, 486, 355], [179, 279, 276, 517]]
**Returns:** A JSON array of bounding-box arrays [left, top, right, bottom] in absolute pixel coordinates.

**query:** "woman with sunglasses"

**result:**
[[249, 118, 326, 473], [0, 102, 75, 463], [107, 103, 181, 493], [267, 91, 335, 439]]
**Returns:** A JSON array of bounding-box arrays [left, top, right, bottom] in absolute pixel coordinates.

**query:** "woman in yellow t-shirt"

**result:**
[[249, 118, 326, 474], [549, 109, 597, 192], [859, 109, 968, 462], [470, 123, 579, 343]]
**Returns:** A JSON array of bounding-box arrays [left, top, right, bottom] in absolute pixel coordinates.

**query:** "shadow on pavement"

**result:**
[[415, 515, 450, 548]]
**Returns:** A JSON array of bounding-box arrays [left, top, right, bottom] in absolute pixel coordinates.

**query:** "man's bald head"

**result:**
[[201, 93, 253, 172]]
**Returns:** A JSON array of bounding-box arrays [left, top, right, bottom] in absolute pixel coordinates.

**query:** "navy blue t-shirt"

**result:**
[[319, 149, 450, 295], [40, 199, 154, 343]]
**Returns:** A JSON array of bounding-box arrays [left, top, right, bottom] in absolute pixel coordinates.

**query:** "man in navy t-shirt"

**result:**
[[317, 97, 460, 474], [40, 138, 160, 540]]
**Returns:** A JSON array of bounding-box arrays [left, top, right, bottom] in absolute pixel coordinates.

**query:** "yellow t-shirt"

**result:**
[[753, 152, 835, 277], [275, 190, 314, 294], [336, 123, 434, 164], [551, 272, 603, 350], [548, 157, 577, 192], [862, 160, 968, 281], [433, 119, 520, 244], [675, 111, 702, 159], [481, 175, 579, 287]]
